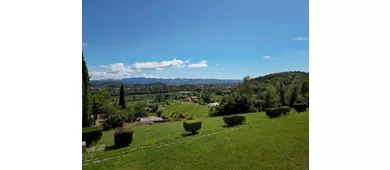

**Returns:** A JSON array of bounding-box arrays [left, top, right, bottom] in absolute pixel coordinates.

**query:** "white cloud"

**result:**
[[142, 73, 159, 78], [291, 37, 308, 41], [216, 64, 220, 66], [131, 58, 186, 71], [82, 43, 88, 46], [263, 56, 271, 59], [89, 59, 190, 80], [100, 63, 134, 73], [89, 71, 131, 80], [184, 60, 190, 63], [89, 63, 133, 80], [188, 60, 208, 68]]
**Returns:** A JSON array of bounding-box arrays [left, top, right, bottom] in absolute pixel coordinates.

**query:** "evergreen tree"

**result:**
[[289, 84, 299, 106], [278, 82, 286, 106], [82, 53, 92, 127], [119, 84, 126, 109]]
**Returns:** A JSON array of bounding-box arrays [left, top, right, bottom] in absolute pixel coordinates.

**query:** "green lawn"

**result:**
[[160, 102, 210, 118], [84, 110, 309, 170]]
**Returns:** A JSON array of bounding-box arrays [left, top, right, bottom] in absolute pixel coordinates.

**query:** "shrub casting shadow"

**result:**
[[105, 145, 119, 151], [105, 144, 132, 151], [180, 132, 199, 137], [222, 122, 246, 128], [267, 115, 282, 119]]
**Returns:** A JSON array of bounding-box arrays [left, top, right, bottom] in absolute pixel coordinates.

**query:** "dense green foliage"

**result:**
[[265, 108, 283, 118], [277, 82, 286, 106], [82, 53, 93, 127], [211, 72, 309, 117], [119, 84, 126, 109], [280, 106, 292, 115], [132, 101, 148, 117], [183, 119, 202, 134], [82, 126, 103, 147], [102, 114, 125, 131], [223, 115, 246, 126], [264, 85, 279, 108], [114, 128, 133, 148], [91, 91, 111, 125], [293, 103, 308, 112]]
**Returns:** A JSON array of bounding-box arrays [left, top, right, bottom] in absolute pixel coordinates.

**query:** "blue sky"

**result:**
[[83, 0, 308, 80]]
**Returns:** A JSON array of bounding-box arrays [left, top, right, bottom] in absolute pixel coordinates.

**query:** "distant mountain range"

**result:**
[[91, 77, 241, 85]]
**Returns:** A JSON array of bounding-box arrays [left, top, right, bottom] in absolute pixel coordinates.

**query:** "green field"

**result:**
[[84, 110, 309, 170], [160, 102, 210, 118]]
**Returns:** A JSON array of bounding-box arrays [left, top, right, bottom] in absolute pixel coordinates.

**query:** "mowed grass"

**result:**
[[160, 102, 209, 118], [95, 111, 263, 147], [84, 111, 309, 170]]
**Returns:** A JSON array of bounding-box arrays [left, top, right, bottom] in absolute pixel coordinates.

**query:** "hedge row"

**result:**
[[223, 115, 246, 126], [82, 126, 103, 147], [293, 103, 307, 112], [114, 128, 134, 148], [183, 119, 202, 134], [265, 108, 284, 118]]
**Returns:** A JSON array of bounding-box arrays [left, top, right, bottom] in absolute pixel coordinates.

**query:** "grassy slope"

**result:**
[[161, 103, 209, 118], [85, 111, 308, 170]]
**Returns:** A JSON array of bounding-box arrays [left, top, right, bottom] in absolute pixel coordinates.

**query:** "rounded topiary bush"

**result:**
[[82, 126, 103, 147], [114, 128, 134, 148], [280, 106, 291, 115], [293, 103, 307, 112], [183, 119, 202, 134], [223, 115, 246, 126], [265, 108, 283, 118]]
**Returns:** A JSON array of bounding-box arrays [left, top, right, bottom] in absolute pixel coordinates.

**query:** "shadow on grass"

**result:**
[[180, 132, 199, 137], [105, 144, 133, 151], [221, 123, 246, 128], [105, 145, 118, 151]]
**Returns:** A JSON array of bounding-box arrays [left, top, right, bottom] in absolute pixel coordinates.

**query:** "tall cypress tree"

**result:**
[[278, 82, 286, 106], [119, 84, 126, 109], [82, 52, 92, 127]]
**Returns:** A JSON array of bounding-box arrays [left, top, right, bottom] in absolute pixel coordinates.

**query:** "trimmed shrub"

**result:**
[[102, 114, 125, 131], [82, 126, 103, 147], [293, 103, 307, 112], [280, 106, 291, 115], [265, 108, 283, 118], [223, 115, 246, 126], [114, 128, 134, 148], [183, 119, 202, 134]]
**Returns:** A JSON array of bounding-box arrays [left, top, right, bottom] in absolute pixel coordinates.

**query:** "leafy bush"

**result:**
[[114, 128, 133, 148], [82, 126, 103, 147], [223, 115, 246, 126], [293, 103, 307, 112], [183, 119, 202, 134], [133, 102, 148, 117], [102, 114, 125, 131], [264, 85, 280, 108], [280, 106, 291, 115], [265, 108, 283, 118]]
